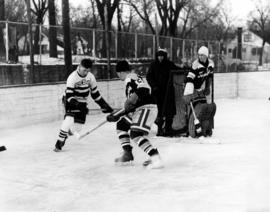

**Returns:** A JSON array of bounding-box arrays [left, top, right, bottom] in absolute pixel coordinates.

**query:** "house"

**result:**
[[17, 32, 64, 54], [225, 30, 270, 64]]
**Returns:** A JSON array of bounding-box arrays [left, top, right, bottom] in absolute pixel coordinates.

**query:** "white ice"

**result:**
[[1, 98, 270, 212]]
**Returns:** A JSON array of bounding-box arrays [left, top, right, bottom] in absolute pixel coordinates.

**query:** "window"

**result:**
[[244, 33, 252, 42], [251, 47, 262, 55]]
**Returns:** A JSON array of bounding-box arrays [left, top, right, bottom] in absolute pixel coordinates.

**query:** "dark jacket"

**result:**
[[146, 51, 180, 117]]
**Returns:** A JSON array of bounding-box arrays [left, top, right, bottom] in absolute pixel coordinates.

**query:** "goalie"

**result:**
[[183, 46, 216, 138], [106, 60, 163, 169]]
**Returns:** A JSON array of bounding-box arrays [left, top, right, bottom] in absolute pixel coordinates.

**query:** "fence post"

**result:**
[[5, 21, 9, 62], [182, 39, 185, 61], [153, 35, 155, 59], [39, 24, 42, 64], [115, 30, 118, 59], [169, 37, 173, 59], [92, 29, 96, 61], [134, 32, 138, 59]]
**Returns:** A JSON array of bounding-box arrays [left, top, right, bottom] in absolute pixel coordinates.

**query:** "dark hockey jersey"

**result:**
[[124, 73, 155, 111], [186, 59, 214, 90]]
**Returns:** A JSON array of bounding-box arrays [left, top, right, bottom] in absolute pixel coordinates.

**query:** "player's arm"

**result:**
[[106, 93, 138, 122], [183, 65, 197, 104], [90, 77, 113, 113]]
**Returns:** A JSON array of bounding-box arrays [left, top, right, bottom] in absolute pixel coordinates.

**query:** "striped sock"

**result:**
[[132, 136, 158, 156], [117, 130, 132, 151], [58, 129, 68, 142]]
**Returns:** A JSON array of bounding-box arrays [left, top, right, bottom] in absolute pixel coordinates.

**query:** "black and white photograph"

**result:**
[[1, 0, 270, 211]]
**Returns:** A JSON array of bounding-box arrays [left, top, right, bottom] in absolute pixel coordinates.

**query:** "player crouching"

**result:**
[[183, 46, 216, 138], [106, 60, 163, 169], [54, 59, 113, 152]]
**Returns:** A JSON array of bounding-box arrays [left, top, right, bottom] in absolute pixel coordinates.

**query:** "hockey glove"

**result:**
[[96, 98, 113, 113], [106, 109, 126, 122], [106, 113, 121, 122]]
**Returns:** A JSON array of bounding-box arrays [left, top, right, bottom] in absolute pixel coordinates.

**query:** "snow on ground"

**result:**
[[1, 98, 270, 212]]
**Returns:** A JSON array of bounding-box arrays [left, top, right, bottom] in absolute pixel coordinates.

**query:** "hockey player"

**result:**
[[183, 46, 216, 137], [106, 60, 163, 169], [54, 58, 113, 152]]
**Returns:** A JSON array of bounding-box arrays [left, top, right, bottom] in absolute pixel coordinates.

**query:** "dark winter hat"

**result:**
[[156, 48, 168, 57], [116, 60, 130, 72], [80, 58, 93, 69]]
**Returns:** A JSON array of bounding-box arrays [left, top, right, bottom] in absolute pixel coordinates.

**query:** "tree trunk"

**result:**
[[48, 0, 57, 57], [0, 0, 5, 57], [62, 0, 72, 77]]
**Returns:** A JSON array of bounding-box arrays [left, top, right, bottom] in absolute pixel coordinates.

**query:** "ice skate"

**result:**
[[144, 154, 164, 169], [54, 140, 65, 152], [115, 150, 134, 165]]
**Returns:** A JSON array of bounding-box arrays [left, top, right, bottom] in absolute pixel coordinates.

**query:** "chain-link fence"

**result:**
[[1, 20, 270, 86]]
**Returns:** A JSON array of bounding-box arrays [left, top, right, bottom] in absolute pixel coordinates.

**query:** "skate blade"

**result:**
[[145, 163, 164, 170], [53, 148, 62, 152], [115, 161, 134, 166]]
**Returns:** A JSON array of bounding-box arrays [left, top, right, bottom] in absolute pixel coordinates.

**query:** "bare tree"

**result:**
[[0, 0, 5, 57], [248, 0, 270, 65], [95, 0, 120, 30], [155, 0, 189, 37], [48, 0, 57, 57], [62, 0, 72, 76], [31, 0, 48, 54], [127, 0, 156, 34], [179, 0, 223, 39]]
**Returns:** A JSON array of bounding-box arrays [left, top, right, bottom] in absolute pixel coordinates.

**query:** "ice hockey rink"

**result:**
[[1, 98, 270, 212]]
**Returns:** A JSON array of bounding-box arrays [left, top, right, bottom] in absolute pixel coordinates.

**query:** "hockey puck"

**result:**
[[0, 146, 7, 151]]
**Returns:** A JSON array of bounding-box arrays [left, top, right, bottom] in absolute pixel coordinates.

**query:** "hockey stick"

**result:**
[[77, 120, 108, 140], [77, 108, 125, 140], [190, 101, 202, 135]]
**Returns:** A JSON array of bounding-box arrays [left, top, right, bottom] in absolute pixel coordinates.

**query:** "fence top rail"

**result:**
[[0, 20, 220, 44]]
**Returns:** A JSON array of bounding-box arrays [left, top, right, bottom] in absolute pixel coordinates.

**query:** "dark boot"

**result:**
[[155, 117, 164, 136], [164, 117, 173, 136], [54, 140, 65, 152], [115, 150, 134, 164]]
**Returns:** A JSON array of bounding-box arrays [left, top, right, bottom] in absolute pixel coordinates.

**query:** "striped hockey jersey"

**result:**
[[186, 58, 214, 90], [65, 68, 102, 104]]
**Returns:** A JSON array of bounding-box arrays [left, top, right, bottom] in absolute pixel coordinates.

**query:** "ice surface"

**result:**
[[1, 98, 270, 212]]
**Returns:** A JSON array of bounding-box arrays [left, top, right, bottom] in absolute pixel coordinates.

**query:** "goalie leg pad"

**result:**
[[188, 103, 216, 138], [195, 103, 216, 121]]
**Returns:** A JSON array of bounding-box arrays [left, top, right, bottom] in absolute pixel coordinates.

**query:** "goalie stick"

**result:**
[[77, 108, 125, 140], [190, 101, 202, 135]]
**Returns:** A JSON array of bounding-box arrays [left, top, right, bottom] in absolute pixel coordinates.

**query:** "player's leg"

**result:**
[[55, 115, 74, 151], [54, 102, 87, 151], [114, 116, 134, 164], [131, 105, 163, 169]]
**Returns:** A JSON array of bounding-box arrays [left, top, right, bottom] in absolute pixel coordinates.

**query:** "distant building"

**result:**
[[225, 30, 270, 64]]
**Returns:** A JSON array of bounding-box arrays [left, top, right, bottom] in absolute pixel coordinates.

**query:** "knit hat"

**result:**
[[198, 46, 209, 57], [116, 60, 130, 72]]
